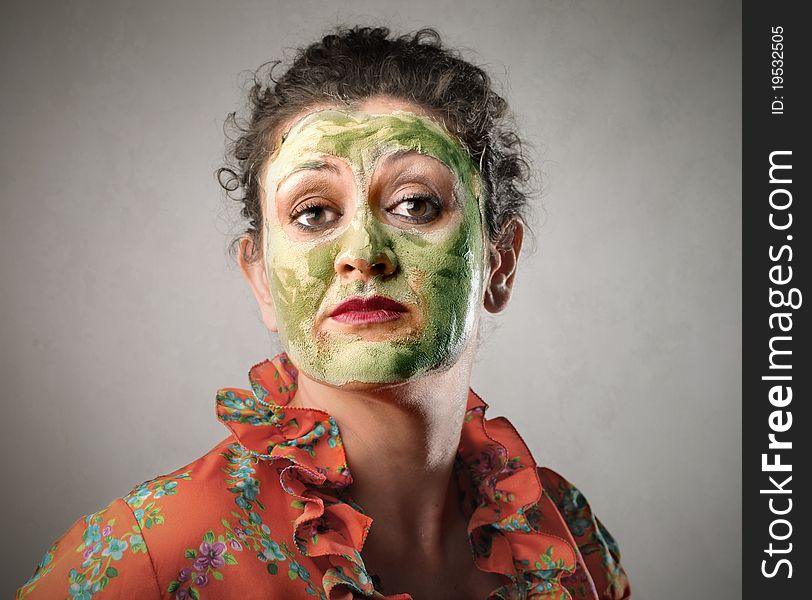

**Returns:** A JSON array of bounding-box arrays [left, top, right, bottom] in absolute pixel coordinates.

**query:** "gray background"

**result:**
[[0, 0, 741, 597]]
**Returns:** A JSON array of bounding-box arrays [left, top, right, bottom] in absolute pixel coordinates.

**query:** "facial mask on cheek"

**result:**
[[263, 110, 487, 385]]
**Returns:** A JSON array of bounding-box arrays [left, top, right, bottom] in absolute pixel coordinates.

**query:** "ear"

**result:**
[[484, 219, 524, 313], [238, 236, 278, 332]]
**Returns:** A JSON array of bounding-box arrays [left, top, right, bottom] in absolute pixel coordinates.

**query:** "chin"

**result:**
[[291, 340, 464, 388]]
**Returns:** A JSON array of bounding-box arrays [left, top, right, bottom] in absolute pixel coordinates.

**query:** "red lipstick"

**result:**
[[329, 295, 408, 324]]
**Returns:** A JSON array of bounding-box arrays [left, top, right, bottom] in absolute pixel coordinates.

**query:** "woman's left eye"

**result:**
[[388, 195, 442, 224]]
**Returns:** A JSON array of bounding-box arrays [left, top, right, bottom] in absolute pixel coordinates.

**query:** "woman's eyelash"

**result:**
[[289, 199, 341, 230], [290, 199, 323, 218], [388, 194, 443, 223], [399, 193, 441, 206], [287, 194, 443, 231]]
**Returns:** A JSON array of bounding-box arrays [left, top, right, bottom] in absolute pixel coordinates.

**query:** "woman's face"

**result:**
[[257, 100, 488, 386]]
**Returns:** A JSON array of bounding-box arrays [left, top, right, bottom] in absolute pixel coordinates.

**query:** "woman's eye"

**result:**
[[388, 195, 442, 224], [291, 204, 341, 230]]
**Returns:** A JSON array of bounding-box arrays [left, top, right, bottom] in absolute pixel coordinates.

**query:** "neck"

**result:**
[[289, 345, 476, 561]]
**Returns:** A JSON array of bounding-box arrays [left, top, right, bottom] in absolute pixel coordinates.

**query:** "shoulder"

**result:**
[[19, 436, 322, 599], [121, 436, 237, 529], [537, 466, 632, 600], [16, 497, 159, 599], [17, 436, 303, 599], [16, 440, 232, 599]]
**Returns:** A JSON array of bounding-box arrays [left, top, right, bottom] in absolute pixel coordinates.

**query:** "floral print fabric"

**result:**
[[18, 353, 631, 599]]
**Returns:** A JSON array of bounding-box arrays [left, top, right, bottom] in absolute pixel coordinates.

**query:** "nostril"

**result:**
[[335, 253, 396, 280], [371, 253, 397, 277], [336, 257, 369, 279]]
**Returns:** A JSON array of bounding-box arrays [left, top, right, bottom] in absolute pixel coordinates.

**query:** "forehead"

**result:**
[[264, 109, 477, 186]]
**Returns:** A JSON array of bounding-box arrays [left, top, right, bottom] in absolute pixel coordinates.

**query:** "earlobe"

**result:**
[[238, 236, 278, 332], [484, 220, 524, 314]]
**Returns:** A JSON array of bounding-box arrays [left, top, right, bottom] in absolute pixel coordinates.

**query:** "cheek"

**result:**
[[394, 218, 484, 308], [264, 236, 337, 331], [305, 239, 341, 282]]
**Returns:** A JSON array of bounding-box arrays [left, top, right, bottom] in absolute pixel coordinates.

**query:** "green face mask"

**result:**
[[262, 109, 487, 385]]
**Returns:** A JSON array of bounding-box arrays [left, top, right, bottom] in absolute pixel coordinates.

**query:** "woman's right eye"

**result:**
[[290, 202, 342, 230]]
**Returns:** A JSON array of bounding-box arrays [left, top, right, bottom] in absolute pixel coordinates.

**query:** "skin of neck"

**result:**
[[288, 328, 479, 565]]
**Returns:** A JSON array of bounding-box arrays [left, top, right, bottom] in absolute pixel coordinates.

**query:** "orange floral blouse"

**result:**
[[17, 354, 631, 600]]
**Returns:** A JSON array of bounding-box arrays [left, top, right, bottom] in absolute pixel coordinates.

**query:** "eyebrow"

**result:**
[[378, 149, 424, 165], [292, 159, 340, 173], [276, 159, 342, 188], [377, 149, 457, 176], [378, 149, 457, 181]]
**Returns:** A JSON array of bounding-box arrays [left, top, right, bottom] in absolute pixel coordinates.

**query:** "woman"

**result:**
[[18, 27, 631, 600]]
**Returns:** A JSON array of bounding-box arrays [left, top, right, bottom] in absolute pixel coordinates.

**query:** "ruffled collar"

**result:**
[[216, 354, 576, 600]]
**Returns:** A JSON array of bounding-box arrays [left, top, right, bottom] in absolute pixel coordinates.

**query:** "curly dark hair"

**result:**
[[218, 26, 532, 261]]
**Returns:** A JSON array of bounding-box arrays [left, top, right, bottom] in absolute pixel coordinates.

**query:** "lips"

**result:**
[[329, 295, 408, 324]]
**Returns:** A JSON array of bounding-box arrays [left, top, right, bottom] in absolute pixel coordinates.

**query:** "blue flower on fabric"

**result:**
[[560, 488, 591, 537], [289, 560, 312, 581], [231, 465, 254, 479], [101, 538, 128, 561], [532, 580, 555, 593], [81, 524, 101, 547], [566, 516, 591, 539], [260, 538, 286, 562], [68, 579, 92, 600], [126, 486, 152, 506], [153, 480, 178, 498], [39, 549, 53, 568], [235, 477, 260, 501], [251, 381, 269, 403], [221, 390, 247, 409]]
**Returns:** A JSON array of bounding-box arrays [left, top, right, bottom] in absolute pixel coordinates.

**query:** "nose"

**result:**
[[334, 217, 398, 283], [335, 253, 397, 283]]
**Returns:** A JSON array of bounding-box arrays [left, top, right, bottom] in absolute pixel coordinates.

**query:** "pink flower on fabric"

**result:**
[[194, 573, 210, 588], [102, 525, 112, 537], [472, 446, 505, 477], [178, 567, 192, 582], [193, 541, 226, 571]]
